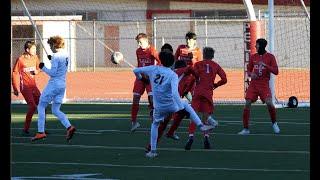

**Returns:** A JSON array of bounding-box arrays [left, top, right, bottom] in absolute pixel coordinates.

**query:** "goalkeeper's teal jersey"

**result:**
[[133, 65, 184, 111]]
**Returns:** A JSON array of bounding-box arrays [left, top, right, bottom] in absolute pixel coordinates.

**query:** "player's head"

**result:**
[[135, 33, 149, 49], [185, 31, 197, 48], [24, 40, 36, 55], [159, 51, 175, 68], [255, 38, 267, 55], [161, 43, 173, 53], [47, 35, 65, 52], [203, 47, 215, 60]]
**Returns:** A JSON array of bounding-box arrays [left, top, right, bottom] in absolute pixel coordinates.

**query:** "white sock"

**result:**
[[52, 103, 71, 129], [37, 102, 48, 133], [182, 101, 202, 126], [150, 121, 160, 152]]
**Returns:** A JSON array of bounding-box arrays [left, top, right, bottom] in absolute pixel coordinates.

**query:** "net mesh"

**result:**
[[11, 0, 309, 105]]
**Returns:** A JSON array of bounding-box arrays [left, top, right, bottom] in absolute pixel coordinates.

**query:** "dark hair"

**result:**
[[203, 47, 215, 60], [185, 31, 197, 40], [256, 38, 268, 48], [161, 43, 173, 53], [135, 33, 148, 41], [47, 35, 65, 49], [24, 40, 36, 51], [174, 60, 187, 69], [159, 51, 175, 67]]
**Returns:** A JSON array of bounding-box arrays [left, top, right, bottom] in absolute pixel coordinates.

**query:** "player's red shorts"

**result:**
[[178, 74, 195, 96], [245, 81, 271, 103], [132, 78, 152, 96], [191, 94, 214, 114]]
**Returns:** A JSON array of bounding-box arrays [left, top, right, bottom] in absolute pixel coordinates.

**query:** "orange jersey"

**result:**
[[12, 53, 40, 92], [175, 44, 202, 66], [248, 52, 278, 83], [136, 45, 160, 67], [192, 59, 227, 97]]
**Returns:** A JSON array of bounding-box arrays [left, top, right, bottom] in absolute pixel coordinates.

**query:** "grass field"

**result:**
[[11, 104, 310, 180]]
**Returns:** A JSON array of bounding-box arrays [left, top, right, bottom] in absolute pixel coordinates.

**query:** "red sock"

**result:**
[[24, 104, 36, 131], [167, 110, 186, 136], [243, 107, 250, 129], [131, 103, 139, 123], [188, 121, 197, 134], [267, 106, 276, 123]]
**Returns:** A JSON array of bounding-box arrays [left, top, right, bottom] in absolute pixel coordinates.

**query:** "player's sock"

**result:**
[[37, 102, 47, 133], [166, 111, 185, 136], [150, 121, 160, 151], [52, 103, 71, 128], [188, 121, 197, 134], [24, 104, 36, 132], [131, 103, 139, 123], [243, 107, 250, 129], [267, 105, 277, 123]]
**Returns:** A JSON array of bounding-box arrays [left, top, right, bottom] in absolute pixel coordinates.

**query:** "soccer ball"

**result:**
[[111, 51, 124, 64]]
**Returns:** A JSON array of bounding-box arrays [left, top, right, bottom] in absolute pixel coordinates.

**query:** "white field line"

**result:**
[[11, 127, 310, 137], [11, 143, 310, 154], [11, 116, 310, 125], [11, 161, 309, 173]]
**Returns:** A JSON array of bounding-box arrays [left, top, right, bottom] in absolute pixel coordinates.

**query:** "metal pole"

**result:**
[[205, 17, 208, 46], [268, 0, 276, 104], [153, 17, 157, 49], [93, 20, 96, 72]]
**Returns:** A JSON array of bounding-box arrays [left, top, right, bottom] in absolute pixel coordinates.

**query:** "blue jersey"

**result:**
[[42, 50, 69, 88]]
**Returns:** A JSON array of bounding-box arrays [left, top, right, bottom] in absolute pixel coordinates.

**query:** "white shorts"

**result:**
[[40, 84, 65, 104], [153, 106, 180, 123]]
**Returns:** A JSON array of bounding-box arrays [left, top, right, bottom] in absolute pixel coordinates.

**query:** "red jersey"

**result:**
[[12, 53, 40, 92], [136, 45, 160, 67], [192, 59, 227, 97], [248, 52, 278, 84], [175, 44, 202, 66]]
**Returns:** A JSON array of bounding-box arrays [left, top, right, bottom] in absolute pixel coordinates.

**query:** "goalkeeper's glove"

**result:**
[[39, 62, 45, 69], [47, 55, 52, 60], [140, 77, 150, 84]]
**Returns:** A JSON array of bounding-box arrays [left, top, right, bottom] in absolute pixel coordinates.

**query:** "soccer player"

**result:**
[[12, 40, 41, 136], [174, 31, 202, 100], [130, 33, 161, 132], [133, 51, 214, 158], [31, 35, 76, 142], [185, 47, 227, 150], [238, 38, 280, 135]]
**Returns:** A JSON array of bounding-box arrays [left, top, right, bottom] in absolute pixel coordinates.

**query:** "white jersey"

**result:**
[[133, 65, 184, 111], [42, 50, 69, 88]]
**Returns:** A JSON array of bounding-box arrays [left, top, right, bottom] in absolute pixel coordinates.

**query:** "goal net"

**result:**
[[11, 0, 309, 105]]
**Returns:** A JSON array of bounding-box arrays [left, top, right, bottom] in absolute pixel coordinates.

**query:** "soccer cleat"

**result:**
[[203, 136, 211, 149], [145, 151, 158, 158], [184, 137, 194, 150], [238, 128, 250, 135], [21, 130, 31, 137], [272, 122, 280, 134], [207, 116, 218, 128], [166, 133, 180, 140], [130, 122, 141, 132], [199, 124, 214, 132], [31, 132, 47, 141], [66, 126, 76, 141]]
